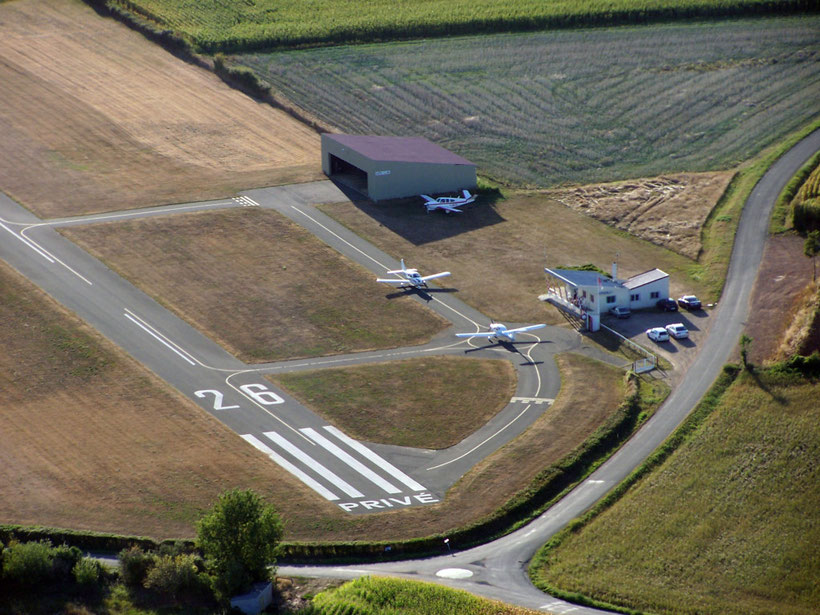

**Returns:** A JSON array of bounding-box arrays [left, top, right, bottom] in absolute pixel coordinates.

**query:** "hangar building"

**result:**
[[321, 134, 477, 202]]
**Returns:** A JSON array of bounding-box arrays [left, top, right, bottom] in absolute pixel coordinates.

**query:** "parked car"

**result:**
[[665, 323, 689, 339], [677, 294, 702, 310], [656, 297, 678, 312], [646, 327, 670, 342], [610, 306, 631, 319]]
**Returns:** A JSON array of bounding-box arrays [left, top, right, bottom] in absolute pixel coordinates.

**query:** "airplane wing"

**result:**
[[419, 271, 451, 282], [436, 204, 463, 213], [376, 278, 407, 284], [455, 332, 495, 338], [420, 195, 437, 204], [506, 324, 547, 334]]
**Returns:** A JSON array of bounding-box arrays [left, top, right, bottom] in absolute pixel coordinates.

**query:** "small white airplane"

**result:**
[[456, 322, 546, 343], [376, 259, 451, 289], [420, 190, 476, 213]]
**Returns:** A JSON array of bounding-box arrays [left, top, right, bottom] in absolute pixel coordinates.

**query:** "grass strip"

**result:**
[[528, 363, 741, 613]]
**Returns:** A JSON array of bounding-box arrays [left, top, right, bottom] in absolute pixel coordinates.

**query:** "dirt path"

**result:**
[[0, 0, 322, 219]]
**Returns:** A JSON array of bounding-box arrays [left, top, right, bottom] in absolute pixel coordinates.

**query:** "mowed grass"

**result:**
[[240, 16, 820, 188], [311, 576, 541, 615], [532, 368, 820, 615], [61, 208, 447, 362], [319, 192, 711, 324], [0, 260, 316, 539], [272, 356, 516, 449], [108, 0, 803, 51]]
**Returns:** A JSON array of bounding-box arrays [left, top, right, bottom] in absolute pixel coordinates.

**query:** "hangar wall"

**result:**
[[321, 134, 476, 202]]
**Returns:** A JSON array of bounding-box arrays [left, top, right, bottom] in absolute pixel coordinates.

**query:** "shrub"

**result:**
[[52, 543, 83, 580], [118, 545, 155, 588], [143, 553, 203, 600], [1, 540, 53, 587], [72, 557, 103, 587]]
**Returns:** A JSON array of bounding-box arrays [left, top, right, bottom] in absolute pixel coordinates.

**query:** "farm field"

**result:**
[[105, 0, 804, 51], [532, 367, 820, 615], [61, 208, 448, 362], [0, 0, 322, 219], [311, 576, 542, 615], [239, 16, 820, 188], [272, 356, 517, 449], [318, 190, 713, 325]]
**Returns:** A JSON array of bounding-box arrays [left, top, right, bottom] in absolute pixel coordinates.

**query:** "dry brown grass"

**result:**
[[544, 172, 734, 260], [279, 353, 626, 541], [0, 260, 312, 539], [0, 259, 625, 543], [271, 356, 516, 449], [319, 190, 713, 325], [61, 208, 448, 361], [0, 0, 323, 219]]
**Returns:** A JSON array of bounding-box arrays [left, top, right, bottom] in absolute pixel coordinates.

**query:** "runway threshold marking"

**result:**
[[123, 309, 197, 366], [263, 431, 364, 498], [301, 427, 402, 495], [241, 434, 339, 501], [324, 425, 427, 492]]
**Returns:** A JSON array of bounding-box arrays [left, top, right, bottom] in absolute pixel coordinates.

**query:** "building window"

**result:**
[[630, 293, 640, 301], [650, 291, 660, 299], [606, 296, 616, 304]]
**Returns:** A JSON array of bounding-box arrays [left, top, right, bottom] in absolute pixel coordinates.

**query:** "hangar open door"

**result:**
[[329, 154, 368, 195]]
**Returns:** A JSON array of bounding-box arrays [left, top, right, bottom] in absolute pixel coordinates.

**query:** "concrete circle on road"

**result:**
[[435, 567, 474, 579]]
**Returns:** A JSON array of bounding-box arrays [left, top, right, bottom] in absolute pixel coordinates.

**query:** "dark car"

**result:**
[[677, 294, 702, 310], [656, 298, 678, 312]]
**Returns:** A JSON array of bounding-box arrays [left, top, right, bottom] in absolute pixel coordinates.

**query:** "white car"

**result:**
[[646, 327, 670, 342], [665, 323, 689, 339]]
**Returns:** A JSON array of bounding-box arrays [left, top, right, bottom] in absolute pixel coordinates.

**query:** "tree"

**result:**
[[805, 230, 820, 282], [196, 489, 283, 597]]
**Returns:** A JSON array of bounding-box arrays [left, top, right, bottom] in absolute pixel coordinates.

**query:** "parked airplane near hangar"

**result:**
[[376, 259, 451, 289], [455, 322, 546, 342], [421, 190, 476, 213]]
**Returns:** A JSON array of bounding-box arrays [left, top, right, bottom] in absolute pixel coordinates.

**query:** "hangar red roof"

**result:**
[[323, 134, 475, 166]]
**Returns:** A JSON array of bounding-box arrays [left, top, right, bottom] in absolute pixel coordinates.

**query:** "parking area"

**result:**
[[601, 302, 712, 377]]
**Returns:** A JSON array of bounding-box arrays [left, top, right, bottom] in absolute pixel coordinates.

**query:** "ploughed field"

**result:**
[[238, 16, 820, 188]]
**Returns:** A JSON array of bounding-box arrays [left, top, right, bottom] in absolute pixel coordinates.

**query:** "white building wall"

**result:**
[[626, 279, 670, 310]]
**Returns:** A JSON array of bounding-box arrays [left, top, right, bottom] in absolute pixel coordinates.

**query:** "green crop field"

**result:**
[[531, 366, 820, 615], [310, 576, 542, 614], [104, 0, 806, 52], [238, 16, 820, 188]]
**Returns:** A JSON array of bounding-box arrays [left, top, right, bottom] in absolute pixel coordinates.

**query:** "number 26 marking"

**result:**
[[195, 389, 239, 410], [194, 383, 284, 411]]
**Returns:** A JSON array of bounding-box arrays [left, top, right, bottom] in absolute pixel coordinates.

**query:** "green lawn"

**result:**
[[239, 16, 820, 188], [531, 366, 820, 615]]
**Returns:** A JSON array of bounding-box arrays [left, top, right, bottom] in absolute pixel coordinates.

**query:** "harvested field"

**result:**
[[61, 208, 448, 362], [318, 190, 711, 325], [545, 172, 734, 259], [744, 233, 816, 364], [272, 357, 517, 449], [0, 0, 322, 219], [240, 16, 820, 188], [0, 260, 311, 539]]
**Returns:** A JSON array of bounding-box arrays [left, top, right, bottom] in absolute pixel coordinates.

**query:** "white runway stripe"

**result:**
[[263, 431, 364, 498], [323, 425, 426, 492], [301, 428, 401, 495], [241, 434, 339, 501]]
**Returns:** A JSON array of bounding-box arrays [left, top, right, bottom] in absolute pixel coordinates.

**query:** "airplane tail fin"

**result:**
[[463, 190, 471, 199]]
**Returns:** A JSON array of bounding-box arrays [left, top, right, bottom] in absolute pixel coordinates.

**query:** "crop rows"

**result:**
[[238, 17, 820, 188], [106, 0, 811, 51]]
